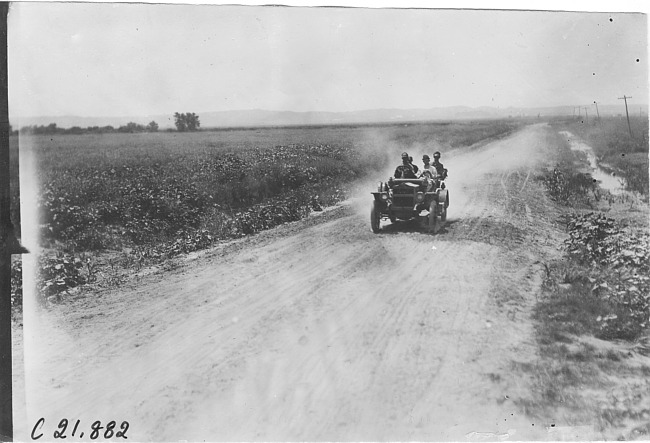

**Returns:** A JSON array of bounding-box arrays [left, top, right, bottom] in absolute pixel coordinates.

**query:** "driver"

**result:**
[[394, 152, 418, 178]]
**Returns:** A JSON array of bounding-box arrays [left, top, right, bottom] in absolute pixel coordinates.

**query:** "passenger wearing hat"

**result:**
[[419, 154, 439, 180], [432, 151, 448, 179], [418, 154, 439, 191], [394, 152, 418, 179]]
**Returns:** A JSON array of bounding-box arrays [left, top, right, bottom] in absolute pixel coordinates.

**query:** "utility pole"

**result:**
[[574, 106, 581, 118], [593, 101, 601, 122], [618, 95, 633, 137], [583, 106, 589, 123]]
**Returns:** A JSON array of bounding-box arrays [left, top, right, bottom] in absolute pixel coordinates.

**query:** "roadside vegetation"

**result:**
[[9, 137, 22, 312], [541, 117, 649, 340], [9, 119, 522, 308], [526, 123, 650, 438], [557, 115, 649, 197]]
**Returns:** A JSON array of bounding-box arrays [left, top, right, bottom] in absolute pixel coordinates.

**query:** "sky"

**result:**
[[7, 1, 649, 118]]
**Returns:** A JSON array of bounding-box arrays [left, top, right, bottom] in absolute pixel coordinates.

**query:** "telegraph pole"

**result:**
[[593, 101, 601, 122], [618, 95, 633, 137], [574, 106, 581, 118], [583, 106, 589, 123]]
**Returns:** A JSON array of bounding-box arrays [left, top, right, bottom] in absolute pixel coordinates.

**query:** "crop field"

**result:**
[[10, 119, 522, 305]]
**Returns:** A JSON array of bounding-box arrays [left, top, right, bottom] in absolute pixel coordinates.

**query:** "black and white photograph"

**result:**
[[4, 1, 650, 441]]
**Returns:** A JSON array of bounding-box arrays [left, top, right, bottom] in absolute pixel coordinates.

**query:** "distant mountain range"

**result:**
[[11, 104, 646, 130]]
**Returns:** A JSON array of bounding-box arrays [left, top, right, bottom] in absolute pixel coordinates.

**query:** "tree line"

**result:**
[[19, 121, 160, 135], [16, 112, 201, 135]]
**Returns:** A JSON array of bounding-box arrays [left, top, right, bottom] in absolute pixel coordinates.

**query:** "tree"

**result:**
[[173, 112, 186, 132], [117, 122, 145, 133], [185, 113, 200, 131], [174, 112, 200, 132], [147, 121, 159, 132]]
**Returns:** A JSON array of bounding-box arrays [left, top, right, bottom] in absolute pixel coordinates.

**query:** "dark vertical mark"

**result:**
[[0, 3, 25, 439], [0, 2, 13, 440]]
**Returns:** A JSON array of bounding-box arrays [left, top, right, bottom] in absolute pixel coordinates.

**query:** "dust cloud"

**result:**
[[445, 125, 546, 216], [349, 123, 547, 224], [349, 126, 448, 219]]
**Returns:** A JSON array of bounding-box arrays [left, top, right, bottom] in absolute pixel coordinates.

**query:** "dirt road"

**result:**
[[16, 124, 570, 441]]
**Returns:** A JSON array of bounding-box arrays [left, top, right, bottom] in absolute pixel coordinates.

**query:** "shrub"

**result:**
[[564, 213, 649, 340], [38, 253, 87, 300], [11, 258, 22, 308], [540, 166, 596, 206]]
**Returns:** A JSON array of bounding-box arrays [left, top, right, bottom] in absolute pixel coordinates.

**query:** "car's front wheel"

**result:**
[[428, 200, 437, 233], [440, 191, 449, 222], [371, 200, 381, 233]]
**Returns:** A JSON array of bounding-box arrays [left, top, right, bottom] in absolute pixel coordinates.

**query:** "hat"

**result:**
[[433, 151, 441, 158], [422, 154, 430, 160], [401, 152, 409, 158]]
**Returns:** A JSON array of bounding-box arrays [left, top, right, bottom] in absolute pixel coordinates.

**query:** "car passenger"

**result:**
[[419, 155, 438, 179], [432, 151, 448, 179], [418, 154, 438, 191]]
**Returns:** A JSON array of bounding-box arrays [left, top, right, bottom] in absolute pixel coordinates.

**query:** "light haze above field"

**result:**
[[8, 3, 648, 120]]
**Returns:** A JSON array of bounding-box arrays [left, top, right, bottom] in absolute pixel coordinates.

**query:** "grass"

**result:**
[[536, 130, 600, 208], [11, 119, 523, 305], [519, 278, 650, 438], [517, 247, 650, 438]]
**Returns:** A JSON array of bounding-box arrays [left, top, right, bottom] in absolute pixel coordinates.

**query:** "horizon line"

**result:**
[[11, 102, 648, 121]]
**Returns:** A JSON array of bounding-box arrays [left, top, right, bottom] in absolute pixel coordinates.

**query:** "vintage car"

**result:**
[[370, 177, 449, 233]]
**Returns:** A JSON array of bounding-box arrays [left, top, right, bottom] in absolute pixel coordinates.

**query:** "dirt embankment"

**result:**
[[13, 124, 621, 441]]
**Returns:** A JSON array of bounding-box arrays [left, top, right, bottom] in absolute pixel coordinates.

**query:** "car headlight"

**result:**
[[416, 192, 424, 202]]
